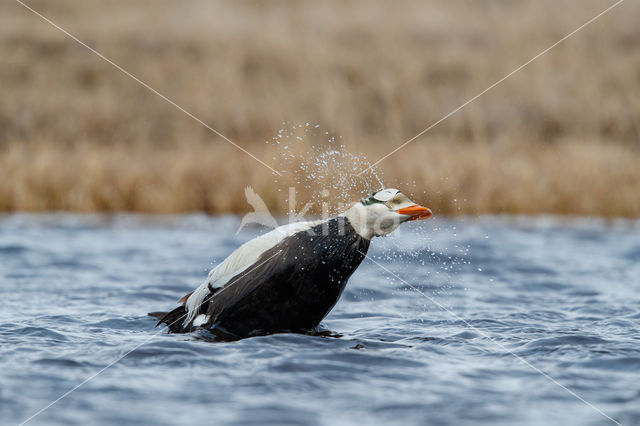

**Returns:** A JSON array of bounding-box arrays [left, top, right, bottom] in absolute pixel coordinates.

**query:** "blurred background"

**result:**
[[1, 0, 639, 216]]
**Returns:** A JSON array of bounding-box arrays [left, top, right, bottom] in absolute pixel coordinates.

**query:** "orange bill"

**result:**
[[396, 204, 432, 221]]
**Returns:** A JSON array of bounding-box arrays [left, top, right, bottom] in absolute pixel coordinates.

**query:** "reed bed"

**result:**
[[2, 139, 638, 217], [1, 0, 639, 216]]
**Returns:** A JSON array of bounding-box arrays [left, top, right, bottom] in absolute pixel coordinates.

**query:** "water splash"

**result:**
[[267, 122, 387, 216], [263, 123, 471, 306]]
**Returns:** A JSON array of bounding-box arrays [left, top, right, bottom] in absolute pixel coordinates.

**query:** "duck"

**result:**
[[149, 188, 431, 339]]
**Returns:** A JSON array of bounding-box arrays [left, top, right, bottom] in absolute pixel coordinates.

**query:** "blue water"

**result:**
[[1, 214, 639, 426]]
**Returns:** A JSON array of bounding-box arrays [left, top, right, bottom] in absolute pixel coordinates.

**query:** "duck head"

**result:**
[[344, 188, 432, 239]]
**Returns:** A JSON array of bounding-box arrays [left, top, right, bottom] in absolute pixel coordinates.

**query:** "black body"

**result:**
[[151, 217, 370, 339]]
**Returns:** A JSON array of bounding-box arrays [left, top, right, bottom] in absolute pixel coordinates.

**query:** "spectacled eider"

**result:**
[[149, 189, 431, 339]]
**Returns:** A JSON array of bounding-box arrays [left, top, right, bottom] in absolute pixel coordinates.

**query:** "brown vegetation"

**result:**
[[1, 0, 639, 216]]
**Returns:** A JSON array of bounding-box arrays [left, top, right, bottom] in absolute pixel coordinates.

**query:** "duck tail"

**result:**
[[148, 306, 189, 333]]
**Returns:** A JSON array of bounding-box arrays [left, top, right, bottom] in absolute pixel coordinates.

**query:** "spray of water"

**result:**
[[268, 122, 386, 216], [262, 123, 472, 310]]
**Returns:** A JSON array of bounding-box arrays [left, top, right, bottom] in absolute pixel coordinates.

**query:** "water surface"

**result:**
[[1, 214, 639, 425]]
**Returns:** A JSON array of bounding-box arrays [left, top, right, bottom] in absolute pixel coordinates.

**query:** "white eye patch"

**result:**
[[373, 188, 400, 202]]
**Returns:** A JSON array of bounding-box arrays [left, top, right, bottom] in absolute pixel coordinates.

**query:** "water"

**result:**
[[1, 214, 639, 425]]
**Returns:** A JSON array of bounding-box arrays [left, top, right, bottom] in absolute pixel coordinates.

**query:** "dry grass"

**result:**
[[2, 139, 638, 217], [1, 0, 639, 216]]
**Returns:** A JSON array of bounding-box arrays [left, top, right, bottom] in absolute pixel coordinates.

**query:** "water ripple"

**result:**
[[1, 214, 639, 426]]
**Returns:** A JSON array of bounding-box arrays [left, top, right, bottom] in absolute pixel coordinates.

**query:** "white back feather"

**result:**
[[183, 219, 322, 325]]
